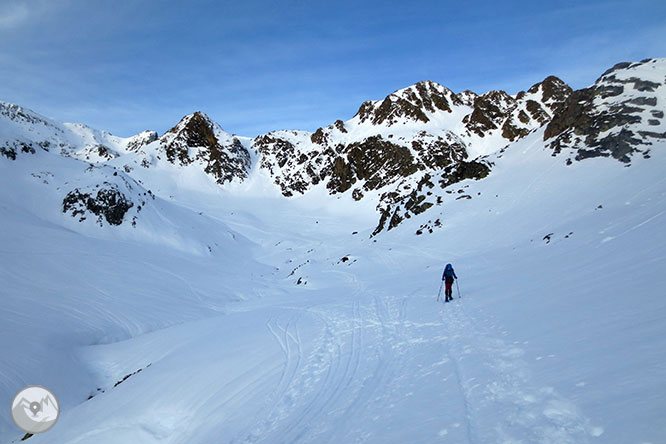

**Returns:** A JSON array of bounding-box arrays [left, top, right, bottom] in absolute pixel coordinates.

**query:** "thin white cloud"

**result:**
[[0, 2, 29, 29], [0, 0, 69, 31]]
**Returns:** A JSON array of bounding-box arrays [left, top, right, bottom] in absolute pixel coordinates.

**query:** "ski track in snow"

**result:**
[[223, 257, 597, 444], [439, 299, 593, 444]]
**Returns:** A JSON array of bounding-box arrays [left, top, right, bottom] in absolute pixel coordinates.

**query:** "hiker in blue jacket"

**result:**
[[442, 264, 457, 302]]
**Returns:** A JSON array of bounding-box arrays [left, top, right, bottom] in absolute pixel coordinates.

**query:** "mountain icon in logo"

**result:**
[[11, 386, 59, 434]]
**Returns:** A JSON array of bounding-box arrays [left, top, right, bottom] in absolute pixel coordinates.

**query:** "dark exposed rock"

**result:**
[[80, 144, 117, 161], [525, 100, 550, 124], [114, 364, 151, 387], [600, 62, 633, 78], [96, 145, 112, 158], [329, 136, 419, 192], [1, 140, 37, 160], [388, 207, 404, 230], [456, 90, 478, 106], [328, 156, 355, 193], [63, 185, 134, 226], [163, 112, 215, 164], [161, 112, 250, 184], [334, 119, 347, 133], [372, 207, 392, 236], [651, 110, 664, 118], [464, 90, 514, 136], [254, 133, 336, 197], [638, 130, 666, 139], [460, 82, 555, 143], [255, 135, 296, 170], [372, 160, 490, 235], [517, 109, 530, 124], [543, 59, 665, 164], [527, 76, 573, 113], [574, 129, 641, 163], [410, 133, 468, 169], [311, 127, 328, 145], [0, 147, 16, 160], [403, 189, 433, 215], [205, 138, 249, 184], [629, 97, 657, 106], [626, 78, 660, 92], [596, 85, 624, 98], [544, 88, 596, 144], [374, 95, 429, 125], [438, 160, 491, 188], [502, 119, 529, 141], [544, 77, 652, 162]]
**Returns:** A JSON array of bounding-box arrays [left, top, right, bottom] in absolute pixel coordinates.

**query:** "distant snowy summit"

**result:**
[[1, 58, 664, 234]]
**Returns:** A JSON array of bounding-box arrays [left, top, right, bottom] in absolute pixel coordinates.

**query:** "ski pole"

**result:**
[[456, 279, 461, 299], [436, 281, 444, 302]]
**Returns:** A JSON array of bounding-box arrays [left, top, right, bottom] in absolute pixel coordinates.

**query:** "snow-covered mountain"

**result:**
[[1, 58, 665, 444], [4, 59, 663, 237]]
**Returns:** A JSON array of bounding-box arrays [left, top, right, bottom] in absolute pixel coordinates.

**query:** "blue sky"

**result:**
[[1, 0, 664, 137]]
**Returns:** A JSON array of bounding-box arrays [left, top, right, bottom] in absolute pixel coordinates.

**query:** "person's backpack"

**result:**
[[443, 264, 454, 278]]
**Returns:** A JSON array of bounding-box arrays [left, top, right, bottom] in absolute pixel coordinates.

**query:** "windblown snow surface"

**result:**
[[2, 95, 666, 443]]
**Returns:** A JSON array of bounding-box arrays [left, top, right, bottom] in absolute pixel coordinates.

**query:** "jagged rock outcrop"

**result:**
[[372, 159, 491, 235], [355, 81, 460, 125], [253, 131, 332, 197], [463, 76, 572, 143], [159, 112, 251, 184], [63, 184, 134, 226]]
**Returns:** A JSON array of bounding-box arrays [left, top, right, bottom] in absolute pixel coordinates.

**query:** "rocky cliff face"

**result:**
[[544, 58, 665, 163], [254, 74, 573, 199]]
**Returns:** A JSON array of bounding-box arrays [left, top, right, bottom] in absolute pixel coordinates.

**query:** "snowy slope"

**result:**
[[0, 58, 665, 444]]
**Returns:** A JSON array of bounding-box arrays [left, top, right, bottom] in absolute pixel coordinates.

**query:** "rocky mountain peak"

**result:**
[[456, 90, 478, 107], [165, 111, 218, 146], [0, 101, 55, 129], [354, 80, 458, 126], [159, 111, 251, 184], [525, 76, 573, 113], [126, 130, 158, 152]]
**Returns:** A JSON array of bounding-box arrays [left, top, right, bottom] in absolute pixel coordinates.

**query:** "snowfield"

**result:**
[[1, 61, 666, 443]]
